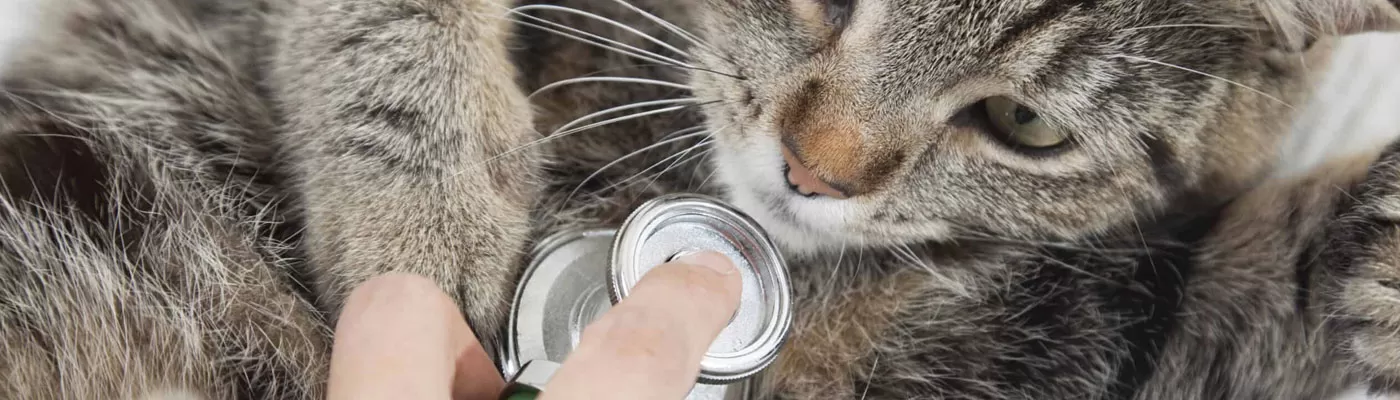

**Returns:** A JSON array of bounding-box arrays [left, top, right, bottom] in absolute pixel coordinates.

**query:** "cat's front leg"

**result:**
[[1321, 143, 1400, 390], [271, 0, 538, 346]]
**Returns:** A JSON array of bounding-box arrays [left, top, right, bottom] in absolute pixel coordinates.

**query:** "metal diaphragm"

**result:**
[[500, 194, 792, 399], [609, 194, 793, 384]]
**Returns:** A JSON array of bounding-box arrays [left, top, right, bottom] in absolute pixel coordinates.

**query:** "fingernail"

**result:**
[[675, 251, 737, 275]]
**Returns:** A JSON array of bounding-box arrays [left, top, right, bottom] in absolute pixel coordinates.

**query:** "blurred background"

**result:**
[[1279, 32, 1400, 177]]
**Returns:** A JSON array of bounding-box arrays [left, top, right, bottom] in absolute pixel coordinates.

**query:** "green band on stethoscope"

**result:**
[[501, 388, 539, 400], [499, 360, 559, 400]]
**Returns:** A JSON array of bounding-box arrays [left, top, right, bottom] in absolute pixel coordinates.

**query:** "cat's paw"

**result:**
[[1325, 146, 1400, 388]]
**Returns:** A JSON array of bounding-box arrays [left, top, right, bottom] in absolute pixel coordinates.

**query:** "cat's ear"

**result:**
[[1259, 0, 1399, 47]]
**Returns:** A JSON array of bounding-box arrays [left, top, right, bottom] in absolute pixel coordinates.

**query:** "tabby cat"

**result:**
[[2, 0, 1399, 398]]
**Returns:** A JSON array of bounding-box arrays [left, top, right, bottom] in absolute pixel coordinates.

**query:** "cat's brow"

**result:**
[[989, 0, 1096, 54]]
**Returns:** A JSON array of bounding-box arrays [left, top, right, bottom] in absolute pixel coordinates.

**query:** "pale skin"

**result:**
[[326, 251, 743, 400]]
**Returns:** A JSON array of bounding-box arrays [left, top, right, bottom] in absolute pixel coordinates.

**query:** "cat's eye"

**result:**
[[823, 0, 855, 28], [983, 96, 1067, 150]]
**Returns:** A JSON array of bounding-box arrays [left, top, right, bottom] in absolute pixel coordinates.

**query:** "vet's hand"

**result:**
[[326, 251, 742, 400]]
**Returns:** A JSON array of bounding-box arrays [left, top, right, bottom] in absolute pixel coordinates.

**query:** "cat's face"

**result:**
[[689, 0, 1322, 253]]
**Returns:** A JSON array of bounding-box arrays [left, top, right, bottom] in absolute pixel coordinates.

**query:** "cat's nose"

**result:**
[[783, 145, 849, 199], [776, 80, 901, 199]]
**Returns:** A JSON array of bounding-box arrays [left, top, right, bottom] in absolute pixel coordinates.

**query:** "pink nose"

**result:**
[[782, 146, 848, 199]]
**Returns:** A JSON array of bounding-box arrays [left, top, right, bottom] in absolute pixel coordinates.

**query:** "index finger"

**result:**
[[326, 273, 504, 400], [539, 251, 743, 400]]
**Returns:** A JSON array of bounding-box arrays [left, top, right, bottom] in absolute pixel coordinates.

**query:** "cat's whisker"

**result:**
[[890, 243, 973, 297], [607, 0, 714, 52], [658, 147, 715, 189], [947, 227, 1156, 254], [507, 5, 747, 81], [585, 126, 711, 197], [889, 244, 922, 269], [1114, 54, 1294, 108], [614, 134, 716, 195], [512, 5, 690, 58], [471, 103, 699, 170], [508, 25, 685, 74], [530, 77, 691, 99], [601, 138, 714, 195], [556, 130, 713, 212], [577, 62, 700, 78], [509, 13, 695, 70], [565, 59, 750, 82], [682, 144, 721, 191], [550, 102, 711, 138], [696, 165, 720, 189], [828, 239, 850, 298], [635, 138, 718, 192], [1117, 23, 1261, 32], [681, 64, 748, 81], [553, 98, 700, 134], [657, 125, 712, 142], [983, 238, 1157, 254]]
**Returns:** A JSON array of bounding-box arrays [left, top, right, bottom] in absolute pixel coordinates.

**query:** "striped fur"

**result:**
[[0, 0, 1398, 399]]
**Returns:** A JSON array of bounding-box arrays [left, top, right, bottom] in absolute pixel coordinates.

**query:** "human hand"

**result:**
[[325, 251, 743, 400]]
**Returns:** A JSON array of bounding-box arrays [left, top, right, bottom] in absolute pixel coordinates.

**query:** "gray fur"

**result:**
[[0, 0, 1398, 399]]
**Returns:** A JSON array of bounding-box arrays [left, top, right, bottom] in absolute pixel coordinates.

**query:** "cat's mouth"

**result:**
[[731, 187, 852, 255], [710, 137, 864, 254]]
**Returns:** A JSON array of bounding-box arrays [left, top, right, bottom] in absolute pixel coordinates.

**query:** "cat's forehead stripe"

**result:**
[[989, 0, 1098, 54]]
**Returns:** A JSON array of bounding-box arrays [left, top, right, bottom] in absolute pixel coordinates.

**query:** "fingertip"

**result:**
[[675, 250, 737, 276], [341, 273, 452, 315], [338, 273, 469, 335], [329, 273, 504, 400], [670, 251, 743, 310], [540, 252, 748, 400], [328, 273, 465, 400], [613, 252, 745, 358]]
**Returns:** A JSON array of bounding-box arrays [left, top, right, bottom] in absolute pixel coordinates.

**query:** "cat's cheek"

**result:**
[[709, 130, 787, 189]]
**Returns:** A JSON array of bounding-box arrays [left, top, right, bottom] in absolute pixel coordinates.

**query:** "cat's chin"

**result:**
[[724, 185, 855, 256]]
